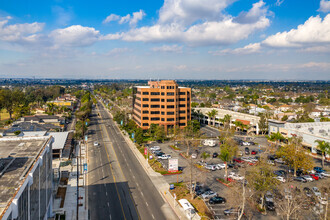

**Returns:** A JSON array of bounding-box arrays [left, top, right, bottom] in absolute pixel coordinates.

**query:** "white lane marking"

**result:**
[[109, 215, 112, 220], [107, 202, 110, 207], [146, 202, 149, 207], [141, 192, 144, 197], [129, 168, 132, 172], [106, 192, 108, 196], [133, 175, 136, 179], [151, 214, 155, 219], [136, 183, 139, 187]]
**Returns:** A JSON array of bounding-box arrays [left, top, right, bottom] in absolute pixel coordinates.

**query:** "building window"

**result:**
[[167, 118, 175, 122], [143, 98, 149, 101], [161, 86, 165, 89], [179, 117, 186, 120], [167, 92, 175, 96], [161, 99, 165, 102], [179, 123, 186, 126], [143, 117, 149, 120], [179, 92, 185, 95], [167, 112, 175, 115], [151, 92, 160, 95], [151, 98, 160, 102], [143, 104, 149, 108], [143, 123, 149, 126], [151, 111, 160, 114], [161, 112, 165, 115], [179, 98, 186, 101], [150, 105, 160, 108], [161, 92, 165, 95], [142, 92, 149, 95], [179, 104, 186, 108], [161, 118, 165, 121], [167, 105, 175, 109], [167, 99, 175, 102], [161, 105, 165, 108], [179, 110, 186, 114], [151, 117, 160, 121], [142, 110, 149, 114]]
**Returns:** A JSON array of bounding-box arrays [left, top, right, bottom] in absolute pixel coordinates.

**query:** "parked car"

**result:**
[[304, 187, 313, 197], [318, 196, 328, 205], [216, 163, 226, 170], [158, 154, 171, 159], [312, 187, 321, 197], [251, 150, 257, 155], [191, 153, 197, 159], [244, 147, 250, 155], [150, 146, 160, 151], [228, 172, 244, 180], [265, 201, 275, 211], [275, 158, 285, 164], [94, 141, 99, 146], [293, 176, 307, 183], [274, 176, 286, 183], [249, 141, 255, 145], [238, 151, 243, 156], [314, 167, 325, 173], [321, 172, 330, 177], [314, 173, 324, 179], [209, 196, 226, 204], [310, 174, 319, 180], [212, 152, 219, 158], [224, 207, 242, 216], [201, 191, 217, 199], [233, 158, 243, 163], [303, 175, 314, 182], [155, 152, 165, 157], [268, 160, 276, 166], [205, 164, 216, 171]]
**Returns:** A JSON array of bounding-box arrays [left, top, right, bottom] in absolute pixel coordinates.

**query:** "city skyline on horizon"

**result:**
[[0, 0, 330, 80]]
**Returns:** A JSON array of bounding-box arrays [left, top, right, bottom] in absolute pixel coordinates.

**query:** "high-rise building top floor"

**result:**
[[0, 137, 53, 220], [133, 80, 191, 130]]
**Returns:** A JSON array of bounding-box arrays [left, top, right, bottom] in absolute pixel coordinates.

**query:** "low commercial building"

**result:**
[[0, 136, 54, 219], [195, 107, 261, 134], [132, 80, 191, 130], [268, 120, 330, 159]]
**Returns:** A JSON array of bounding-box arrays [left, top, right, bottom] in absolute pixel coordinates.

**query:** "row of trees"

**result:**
[[0, 86, 65, 121]]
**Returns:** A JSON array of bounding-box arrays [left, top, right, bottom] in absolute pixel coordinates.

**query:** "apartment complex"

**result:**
[[133, 80, 191, 130]]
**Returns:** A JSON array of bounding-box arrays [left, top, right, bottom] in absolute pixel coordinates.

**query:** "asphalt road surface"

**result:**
[[87, 101, 176, 220]]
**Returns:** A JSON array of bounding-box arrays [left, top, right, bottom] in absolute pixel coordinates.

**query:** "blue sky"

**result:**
[[0, 0, 330, 80]]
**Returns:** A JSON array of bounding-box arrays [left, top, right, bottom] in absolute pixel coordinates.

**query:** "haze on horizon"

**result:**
[[0, 0, 330, 80]]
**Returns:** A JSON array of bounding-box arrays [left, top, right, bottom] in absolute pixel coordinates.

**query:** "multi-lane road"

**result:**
[[87, 101, 177, 220]]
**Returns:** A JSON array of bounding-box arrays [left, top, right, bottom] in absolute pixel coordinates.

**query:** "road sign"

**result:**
[[144, 147, 148, 155], [168, 158, 178, 172], [121, 120, 123, 125], [132, 132, 135, 139], [83, 163, 87, 172]]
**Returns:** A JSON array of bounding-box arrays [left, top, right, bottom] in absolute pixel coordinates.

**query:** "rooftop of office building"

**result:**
[[0, 137, 50, 216]]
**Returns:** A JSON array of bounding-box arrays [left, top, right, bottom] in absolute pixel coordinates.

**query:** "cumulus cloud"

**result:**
[[234, 0, 268, 24], [49, 25, 100, 48], [210, 43, 261, 55], [0, 17, 45, 44], [318, 0, 330, 13], [103, 10, 145, 27], [262, 14, 330, 48], [151, 44, 183, 53], [103, 14, 120, 24]]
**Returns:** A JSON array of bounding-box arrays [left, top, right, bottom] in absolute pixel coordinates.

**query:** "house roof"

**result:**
[[235, 119, 250, 125], [46, 132, 69, 150]]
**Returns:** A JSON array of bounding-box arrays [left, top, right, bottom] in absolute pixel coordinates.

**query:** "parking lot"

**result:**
[[145, 132, 329, 219]]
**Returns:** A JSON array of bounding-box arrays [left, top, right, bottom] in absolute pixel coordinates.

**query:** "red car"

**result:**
[[233, 158, 243, 163], [310, 174, 319, 180], [251, 150, 257, 155]]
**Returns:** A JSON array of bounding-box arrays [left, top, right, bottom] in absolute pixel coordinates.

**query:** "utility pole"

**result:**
[[76, 142, 79, 220]]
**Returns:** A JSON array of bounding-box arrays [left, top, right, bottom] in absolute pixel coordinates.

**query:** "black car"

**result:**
[[248, 141, 255, 145], [293, 176, 307, 183], [265, 201, 275, 211], [209, 196, 226, 204], [303, 187, 312, 197], [212, 152, 219, 158], [155, 152, 164, 156]]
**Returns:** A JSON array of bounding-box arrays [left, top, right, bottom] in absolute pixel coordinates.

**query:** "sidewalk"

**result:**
[[102, 102, 201, 220], [62, 144, 88, 220]]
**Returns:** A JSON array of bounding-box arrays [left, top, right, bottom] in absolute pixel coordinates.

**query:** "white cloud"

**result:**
[[151, 44, 183, 53], [210, 43, 261, 55], [263, 14, 330, 48], [0, 17, 44, 44], [103, 10, 145, 27], [103, 14, 120, 24], [158, 0, 235, 26], [49, 25, 100, 48], [318, 0, 330, 13], [106, 0, 269, 46], [276, 0, 284, 6]]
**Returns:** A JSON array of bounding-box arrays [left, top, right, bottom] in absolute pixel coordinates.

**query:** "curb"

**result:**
[[216, 178, 231, 187]]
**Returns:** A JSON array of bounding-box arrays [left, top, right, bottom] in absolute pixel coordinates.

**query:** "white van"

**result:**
[[178, 199, 196, 219], [203, 139, 216, 147]]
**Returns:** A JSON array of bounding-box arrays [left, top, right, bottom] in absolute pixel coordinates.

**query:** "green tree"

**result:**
[[281, 115, 288, 121], [267, 132, 285, 147], [258, 113, 268, 135], [135, 128, 144, 145], [223, 114, 232, 130], [219, 139, 238, 180], [314, 140, 330, 168], [154, 125, 166, 142], [277, 137, 314, 176], [191, 102, 199, 108]]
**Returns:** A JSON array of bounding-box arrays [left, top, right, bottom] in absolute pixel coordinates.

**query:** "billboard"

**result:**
[[168, 158, 178, 172]]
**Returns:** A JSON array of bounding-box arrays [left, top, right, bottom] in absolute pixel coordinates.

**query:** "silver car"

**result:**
[[201, 191, 217, 199]]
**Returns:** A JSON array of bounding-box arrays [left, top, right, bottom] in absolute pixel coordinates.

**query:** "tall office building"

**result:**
[[133, 80, 191, 130]]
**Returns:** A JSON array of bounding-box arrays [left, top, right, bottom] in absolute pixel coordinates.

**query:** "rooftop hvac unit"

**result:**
[[319, 129, 325, 133], [296, 125, 301, 128], [308, 127, 314, 132]]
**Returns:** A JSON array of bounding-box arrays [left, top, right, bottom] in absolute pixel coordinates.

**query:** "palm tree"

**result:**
[[267, 132, 285, 147], [219, 146, 230, 181], [209, 109, 218, 126], [314, 140, 330, 168], [223, 114, 232, 130]]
